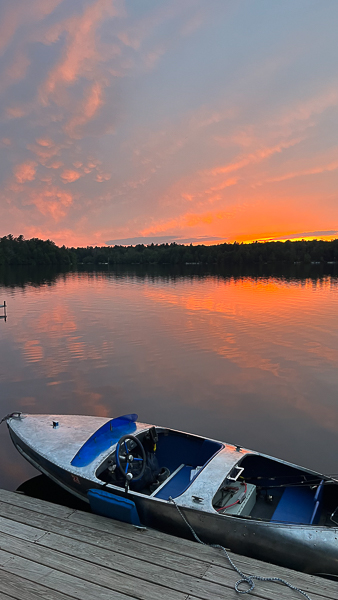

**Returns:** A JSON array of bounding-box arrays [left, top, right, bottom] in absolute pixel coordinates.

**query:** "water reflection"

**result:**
[[17, 475, 90, 511], [1, 265, 338, 495]]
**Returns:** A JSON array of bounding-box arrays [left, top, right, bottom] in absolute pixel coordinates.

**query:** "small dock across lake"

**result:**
[[0, 488, 336, 600]]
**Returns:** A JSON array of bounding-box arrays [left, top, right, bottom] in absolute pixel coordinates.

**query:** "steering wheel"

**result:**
[[116, 434, 146, 482]]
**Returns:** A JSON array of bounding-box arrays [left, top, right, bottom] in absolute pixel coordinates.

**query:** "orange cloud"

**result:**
[[205, 177, 239, 194], [27, 140, 64, 165], [95, 172, 111, 182], [142, 210, 231, 237], [65, 80, 105, 138], [6, 105, 27, 119], [48, 161, 64, 170], [280, 87, 338, 126], [60, 169, 82, 183], [36, 138, 54, 147], [40, 0, 119, 103], [29, 186, 73, 220], [14, 161, 37, 183], [0, 1, 63, 57], [0, 49, 30, 94], [265, 158, 338, 184], [207, 137, 303, 177]]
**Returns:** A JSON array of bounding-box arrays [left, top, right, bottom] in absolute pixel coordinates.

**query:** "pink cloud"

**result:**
[[95, 172, 111, 182], [29, 186, 73, 220], [280, 88, 338, 126], [205, 177, 239, 194], [265, 158, 338, 184], [48, 161, 64, 170], [27, 141, 63, 165], [60, 169, 82, 183], [39, 0, 120, 104], [65, 80, 105, 138], [13, 161, 37, 183], [0, 49, 30, 94], [36, 138, 54, 147], [208, 137, 303, 177], [0, 1, 63, 56], [6, 105, 27, 119]]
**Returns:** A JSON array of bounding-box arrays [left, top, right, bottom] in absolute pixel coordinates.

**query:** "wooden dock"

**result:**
[[0, 488, 336, 600]]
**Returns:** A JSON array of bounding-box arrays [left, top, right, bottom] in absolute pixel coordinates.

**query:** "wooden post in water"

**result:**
[[0, 300, 6, 322]]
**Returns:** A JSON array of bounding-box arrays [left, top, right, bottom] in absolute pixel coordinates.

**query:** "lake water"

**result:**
[[1, 265, 338, 494]]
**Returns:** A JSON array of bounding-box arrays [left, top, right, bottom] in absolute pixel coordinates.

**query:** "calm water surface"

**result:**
[[1, 266, 338, 493]]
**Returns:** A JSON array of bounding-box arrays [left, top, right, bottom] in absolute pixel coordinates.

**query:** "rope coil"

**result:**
[[168, 496, 312, 599]]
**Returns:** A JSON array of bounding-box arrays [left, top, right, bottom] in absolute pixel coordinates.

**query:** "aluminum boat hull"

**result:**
[[7, 413, 338, 577]]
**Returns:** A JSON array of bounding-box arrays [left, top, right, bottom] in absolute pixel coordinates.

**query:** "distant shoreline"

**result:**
[[1, 234, 338, 267]]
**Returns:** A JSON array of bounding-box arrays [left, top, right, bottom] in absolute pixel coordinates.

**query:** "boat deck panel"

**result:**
[[0, 488, 336, 600]]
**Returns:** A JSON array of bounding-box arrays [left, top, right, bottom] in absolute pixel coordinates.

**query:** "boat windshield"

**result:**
[[71, 414, 138, 467]]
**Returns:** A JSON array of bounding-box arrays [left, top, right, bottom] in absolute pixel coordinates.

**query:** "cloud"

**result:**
[[64, 80, 105, 138], [264, 231, 338, 242], [279, 88, 338, 126], [60, 169, 82, 183], [95, 172, 111, 182], [28, 186, 73, 220], [265, 159, 338, 184], [105, 235, 224, 246], [39, 0, 120, 105], [27, 140, 64, 165], [36, 138, 54, 147], [0, 49, 31, 93], [6, 105, 28, 119], [207, 137, 303, 177], [13, 161, 37, 183], [0, 0, 64, 56]]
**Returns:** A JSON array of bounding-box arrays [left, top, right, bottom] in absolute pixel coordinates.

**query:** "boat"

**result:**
[[6, 412, 338, 577]]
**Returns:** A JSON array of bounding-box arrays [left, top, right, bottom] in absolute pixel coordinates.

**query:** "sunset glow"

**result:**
[[0, 1, 337, 247]]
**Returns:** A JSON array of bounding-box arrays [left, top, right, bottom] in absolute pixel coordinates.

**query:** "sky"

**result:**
[[0, 0, 337, 248]]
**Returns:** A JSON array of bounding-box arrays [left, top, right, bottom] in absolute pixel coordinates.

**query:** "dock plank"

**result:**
[[0, 552, 134, 600], [0, 568, 76, 600], [0, 513, 330, 600], [0, 498, 336, 600], [204, 562, 338, 600], [0, 500, 210, 577], [0, 489, 336, 600], [0, 490, 76, 519], [0, 531, 190, 600]]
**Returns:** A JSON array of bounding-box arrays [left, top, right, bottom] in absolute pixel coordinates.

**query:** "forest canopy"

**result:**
[[1, 234, 338, 267]]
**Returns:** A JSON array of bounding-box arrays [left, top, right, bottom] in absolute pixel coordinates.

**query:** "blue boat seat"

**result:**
[[154, 465, 193, 500], [88, 489, 141, 525], [271, 480, 324, 524]]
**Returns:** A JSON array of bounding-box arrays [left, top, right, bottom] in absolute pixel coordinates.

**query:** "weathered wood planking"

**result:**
[[0, 489, 336, 600]]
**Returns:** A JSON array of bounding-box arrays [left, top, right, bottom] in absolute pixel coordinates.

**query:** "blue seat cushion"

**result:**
[[155, 465, 192, 500], [271, 486, 316, 524], [88, 489, 141, 526]]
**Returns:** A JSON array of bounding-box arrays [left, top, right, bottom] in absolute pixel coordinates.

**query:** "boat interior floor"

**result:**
[[250, 493, 281, 521]]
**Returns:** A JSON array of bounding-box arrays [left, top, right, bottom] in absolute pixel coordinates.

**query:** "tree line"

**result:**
[[1, 234, 338, 267]]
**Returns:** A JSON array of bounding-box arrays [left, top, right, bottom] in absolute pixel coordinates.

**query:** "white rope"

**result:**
[[169, 496, 312, 599]]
